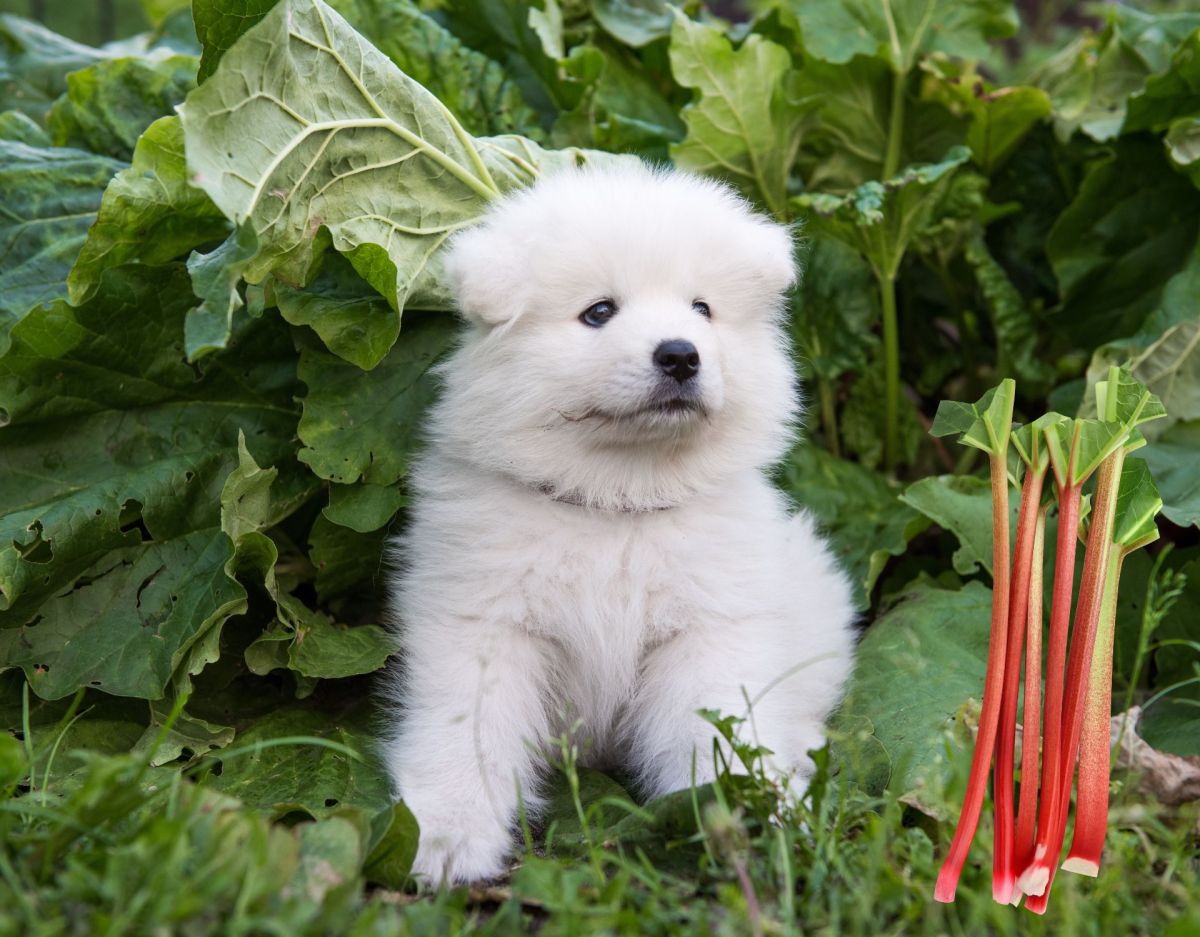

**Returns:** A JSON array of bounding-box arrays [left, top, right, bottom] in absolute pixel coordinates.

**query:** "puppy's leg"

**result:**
[[625, 619, 850, 799], [384, 625, 551, 885]]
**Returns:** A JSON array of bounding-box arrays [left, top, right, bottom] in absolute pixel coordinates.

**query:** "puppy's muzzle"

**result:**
[[654, 340, 700, 383]]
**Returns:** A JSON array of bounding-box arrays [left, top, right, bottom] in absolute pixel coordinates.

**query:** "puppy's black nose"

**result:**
[[653, 340, 701, 383]]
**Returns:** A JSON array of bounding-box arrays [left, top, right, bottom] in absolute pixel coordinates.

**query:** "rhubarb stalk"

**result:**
[[1063, 459, 1163, 877], [1013, 504, 1047, 875], [991, 423, 1050, 905], [930, 380, 1015, 904]]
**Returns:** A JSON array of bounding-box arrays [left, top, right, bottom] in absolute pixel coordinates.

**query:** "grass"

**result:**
[[2, 696, 1197, 937]]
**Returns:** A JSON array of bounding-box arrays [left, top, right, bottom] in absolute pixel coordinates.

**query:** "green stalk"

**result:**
[[883, 69, 906, 180], [880, 270, 900, 472], [818, 376, 841, 457]]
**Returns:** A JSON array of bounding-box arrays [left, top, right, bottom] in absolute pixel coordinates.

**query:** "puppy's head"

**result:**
[[433, 161, 799, 510]]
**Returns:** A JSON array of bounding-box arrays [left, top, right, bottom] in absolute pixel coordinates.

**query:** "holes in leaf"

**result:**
[[0, 407, 8, 427], [119, 500, 150, 541], [324, 798, 339, 808], [184, 471, 195, 482], [16, 522, 53, 564]]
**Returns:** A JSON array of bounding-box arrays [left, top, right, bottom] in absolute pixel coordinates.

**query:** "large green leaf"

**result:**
[[46, 54, 198, 160], [928, 377, 1015, 457], [592, 0, 671, 48], [788, 0, 1016, 74], [795, 147, 970, 280], [191, 0, 278, 81], [777, 445, 927, 610], [180, 0, 617, 356], [68, 116, 231, 305], [668, 13, 808, 218], [1046, 138, 1200, 348], [295, 314, 456, 486], [1127, 319, 1200, 433], [1112, 458, 1162, 552], [0, 140, 125, 354], [0, 14, 108, 120], [209, 704, 392, 818], [1033, 8, 1200, 143], [1140, 421, 1200, 529], [832, 580, 993, 794], [1125, 29, 1200, 134], [0, 266, 301, 702], [900, 474, 1019, 577]]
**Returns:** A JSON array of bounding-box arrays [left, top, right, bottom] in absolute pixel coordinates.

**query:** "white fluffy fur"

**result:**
[[381, 161, 856, 885]]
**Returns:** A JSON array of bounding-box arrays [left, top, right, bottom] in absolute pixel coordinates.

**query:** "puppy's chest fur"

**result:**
[[405, 471, 786, 755]]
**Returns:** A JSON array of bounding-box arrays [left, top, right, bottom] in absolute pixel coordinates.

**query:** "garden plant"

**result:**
[[1, 0, 1199, 933]]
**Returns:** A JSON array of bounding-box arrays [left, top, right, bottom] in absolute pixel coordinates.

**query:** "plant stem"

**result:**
[[1014, 505, 1047, 875], [1016, 479, 1081, 899], [993, 465, 1046, 903], [818, 376, 841, 458], [1024, 450, 1126, 914], [883, 69, 906, 181], [880, 270, 900, 472], [1063, 542, 1124, 877], [934, 451, 1012, 903]]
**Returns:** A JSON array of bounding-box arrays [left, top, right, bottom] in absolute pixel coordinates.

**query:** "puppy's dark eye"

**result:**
[[693, 300, 712, 319], [580, 300, 618, 328]]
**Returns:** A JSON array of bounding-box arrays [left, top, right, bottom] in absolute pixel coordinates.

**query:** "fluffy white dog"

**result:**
[[382, 161, 856, 885]]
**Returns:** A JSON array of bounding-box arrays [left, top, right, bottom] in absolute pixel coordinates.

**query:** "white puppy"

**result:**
[[382, 161, 856, 885]]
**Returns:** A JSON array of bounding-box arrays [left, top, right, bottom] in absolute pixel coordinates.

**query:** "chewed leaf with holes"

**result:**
[[0, 266, 304, 698], [179, 0, 625, 360]]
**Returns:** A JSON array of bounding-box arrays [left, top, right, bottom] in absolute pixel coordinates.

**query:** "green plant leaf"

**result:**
[[185, 225, 260, 361], [791, 237, 879, 381], [795, 147, 971, 280], [928, 377, 1015, 457], [288, 619, 392, 679], [180, 0, 618, 347], [68, 116, 232, 306], [308, 513, 387, 602], [191, 0, 279, 81], [777, 445, 928, 609], [46, 54, 198, 160], [900, 474, 1014, 577], [1127, 318, 1200, 434], [1141, 421, 1200, 529], [1047, 140, 1200, 349], [364, 801, 419, 888], [668, 13, 808, 218], [208, 704, 392, 817], [0, 140, 124, 354], [1138, 697, 1200, 758], [592, 0, 671, 48], [0, 267, 301, 692], [0, 109, 50, 144], [788, 0, 1016, 73], [1125, 29, 1200, 133], [832, 580, 994, 793], [295, 314, 455, 486], [1112, 458, 1162, 552], [323, 483, 405, 533], [274, 251, 397, 371], [0, 14, 109, 120]]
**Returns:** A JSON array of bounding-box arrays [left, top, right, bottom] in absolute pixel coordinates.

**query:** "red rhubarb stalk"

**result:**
[[1015, 471, 1080, 900], [1064, 458, 1163, 877], [931, 380, 1015, 905], [1060, 543, 1122, 877], [1013, 504, 1047, 876], [934, 450, 1012, 903], [992, 462, 1047, 904], [1023, 451, 1123, 914]]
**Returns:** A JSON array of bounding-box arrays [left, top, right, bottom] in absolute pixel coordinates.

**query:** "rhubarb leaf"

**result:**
[[786, 0, 1017, 73], [795, 148, 971, 280], [777, 445, 928, 609], [790, 238, 879, 382], [0, 139, 124, 354], [1112, 458, 1163, 552], [668, 13, 809, 218], [900, 475, 1017, 577], [1141, 421, 1200, 528], [831, 580, 995, 794], [929, 378, 1015, 457], [179, 0, 621, 347], [68, 117, 231, 306], [209, 704, 391, 817]]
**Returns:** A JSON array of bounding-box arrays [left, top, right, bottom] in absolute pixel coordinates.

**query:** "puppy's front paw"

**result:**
[[409, 812, 513, 886]]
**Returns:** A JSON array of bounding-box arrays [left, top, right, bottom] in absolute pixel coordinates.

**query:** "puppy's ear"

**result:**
[[746, 219, 798, 297], [442, 222, 530, 327]]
